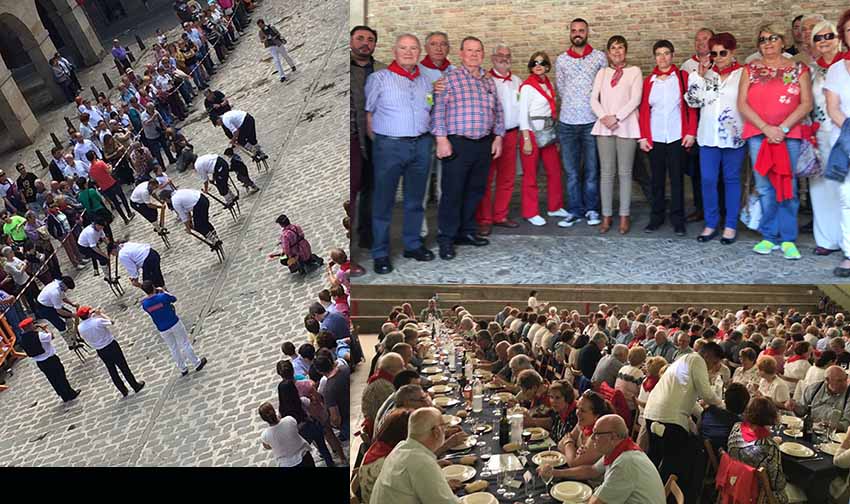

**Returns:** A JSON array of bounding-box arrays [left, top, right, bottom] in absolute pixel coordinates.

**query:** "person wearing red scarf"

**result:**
[[638, 39, 698, 236], [362, 353, 404, 439], [516, 51, 566, 228]]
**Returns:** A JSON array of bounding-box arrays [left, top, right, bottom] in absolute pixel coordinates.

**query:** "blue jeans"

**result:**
[[371, 134, 433, 259], [747, 136, 801, 243], [558, 122, 599, 216], [700, 145, 746, 230]]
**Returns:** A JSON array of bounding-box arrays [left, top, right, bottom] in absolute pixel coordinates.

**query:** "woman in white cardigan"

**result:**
[[830, 425, 850, 502]]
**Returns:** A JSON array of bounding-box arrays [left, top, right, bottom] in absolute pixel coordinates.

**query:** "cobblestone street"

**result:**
[[0, 0, 349, 467]]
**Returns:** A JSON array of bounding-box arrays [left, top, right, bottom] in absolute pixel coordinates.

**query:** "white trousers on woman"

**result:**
[[268, 45, 295, 78], [159, 320, 201, 372], [840, 174, 850, 259], [811, 175, 842, 250]]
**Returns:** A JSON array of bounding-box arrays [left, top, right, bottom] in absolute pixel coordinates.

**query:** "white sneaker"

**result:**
[[557, 213, 581, 228], [586, 211, 601, 226], [547, 208, 569, 218], [527, 215, 546, 226]]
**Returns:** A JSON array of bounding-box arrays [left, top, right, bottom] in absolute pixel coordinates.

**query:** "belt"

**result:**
[[448, 134, 494, 143], [375, 133, 429, 142]]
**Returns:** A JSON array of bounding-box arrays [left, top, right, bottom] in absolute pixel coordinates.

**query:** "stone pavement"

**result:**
[[0, 0, 349, 467]]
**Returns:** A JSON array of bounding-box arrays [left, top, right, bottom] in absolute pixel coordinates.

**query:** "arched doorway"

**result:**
[[32, 0, 104, 67], [0, 12, 64, 112]]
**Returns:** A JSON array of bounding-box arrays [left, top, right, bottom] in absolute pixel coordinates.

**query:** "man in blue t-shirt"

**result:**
[[308, 302, 350, 341], [140, 280, 207, 376]]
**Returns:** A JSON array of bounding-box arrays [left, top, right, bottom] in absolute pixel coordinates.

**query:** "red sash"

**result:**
[[362, 440, 394, 466], [652, 64, 677, 77], [740, 422, 771, 442], [368, 369, 394, 384], [785, 354, 806, 364], [420, 55, 451, 71], [603, 437, 642, 465], [642, 375, 660, 392], [567, 44, 593, 59], [387, 60, 420, 81], [520, 75, 556, 118], [714, 62, 742, 76], [489, 69, 513, 82], [816, 52, 847, 69]]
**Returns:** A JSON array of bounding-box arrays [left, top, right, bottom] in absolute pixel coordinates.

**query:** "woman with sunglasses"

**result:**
[[738, 23, 813, 260], [518, 51, 566, 227], [826, 9, 850, 277], [685, 32, 746, 245], [808, 21, 846, 259], [590, 36, 642, 234]]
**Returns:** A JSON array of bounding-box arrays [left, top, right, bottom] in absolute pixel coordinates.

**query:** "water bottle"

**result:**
[[472, 378, 484, 413]]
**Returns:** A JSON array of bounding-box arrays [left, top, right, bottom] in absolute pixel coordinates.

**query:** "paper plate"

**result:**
[[779, 442, 815, 458], [430, 374, 448, 384], [422, 358, 439, 366], [532, 450, 566, 467], [449, 435, 478, 451], [433, 396, 460, 407], [422, 366, 443, 374], [472, 423, 493, 434], [429, 384, 454, 395], [460, 492, 497, 504], [780, 415, 803, 428], [833, 432, 847, 443], [820, 442, 842, 455], [525, 427, 549, 441], [550, 481, 593, 502], [442, 464, 477, 482], [443, 414, 462, 427]]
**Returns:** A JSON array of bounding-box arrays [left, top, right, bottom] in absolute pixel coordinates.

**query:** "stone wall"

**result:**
[[364, 0, 849, 73]]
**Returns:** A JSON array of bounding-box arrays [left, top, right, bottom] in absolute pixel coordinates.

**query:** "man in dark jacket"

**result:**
[[19, 318, 80, 402]]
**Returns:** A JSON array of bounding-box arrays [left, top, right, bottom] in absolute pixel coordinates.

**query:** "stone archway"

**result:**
[[31, 0, 104, 66], [0, 12, 65, 107]]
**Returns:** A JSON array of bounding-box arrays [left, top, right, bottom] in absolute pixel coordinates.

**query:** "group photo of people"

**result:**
[[349, 291, 850, 503], [349, 8, 850, 280]]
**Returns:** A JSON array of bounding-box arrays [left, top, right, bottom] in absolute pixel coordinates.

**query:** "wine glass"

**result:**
[[539, 465, 554, 498], [496, 468, 507, 495], [503, 470, 516, 499], [521, 430, 533, 456], [524, 471, 536, 504]]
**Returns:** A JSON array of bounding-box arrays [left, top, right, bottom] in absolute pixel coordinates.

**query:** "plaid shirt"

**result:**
[[431, 64, 505, 139]]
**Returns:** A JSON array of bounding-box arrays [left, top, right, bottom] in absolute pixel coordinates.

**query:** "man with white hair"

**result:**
[[361, 352, 405, 439], [788, 365, 850, 429], [370, 407, 463, 503], [365, 33, 435, 275], [672, 331, 694, 360], [643, 329, 676, 363], [592, 343, 628, 387]]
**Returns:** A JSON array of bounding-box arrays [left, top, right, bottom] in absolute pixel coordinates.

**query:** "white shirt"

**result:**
[[3, 256, 29, 285], [647, 74, 683, 143], [117, 242, 151, 279], [731, 364, 760, 388], [194, 154, 219, 182], [644, 352, 721, 430], [73, 140, 101, 169], [221, 110, 247, 133], [491, 70, 522, 130], [370, 437, 461, 504], [519, 78, 555, 132], [794, 365, 828, 401], [759, 377, 790, 404], [784, 358, 811, 381], [80, 105, 105, 126], [260, 416, 310, 467], [684, 68, 745, 148], [680, 56, 701, 75], [171, 189, 202, 222], [31, 331, 56, 362], [37, 279, 65, 309], [78, 316, 115, 350], [130, 183, 152, 204], [70, 160, 89, 179], [77, 224, 105, 248], [824, 61, 850, 147]]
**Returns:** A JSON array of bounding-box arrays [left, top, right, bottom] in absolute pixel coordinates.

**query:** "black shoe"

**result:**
[[291, 66, 296, 72], [403, 247, 435, 261], [93, 269, 100, 276], [195, 357, 208, 372], [454, 234, 489, 246], [439, 244, 456, 260], [133, 381, 146, 393], [644, 224, 660, 234], [181, 369, 189, 377], [373, 257, 393, 274], [674, 226, 686, 237], [835, 266, 850, 278], [696, 229, 719, 242], [65, 389, 81, 402], [720, 235, 737, 245]]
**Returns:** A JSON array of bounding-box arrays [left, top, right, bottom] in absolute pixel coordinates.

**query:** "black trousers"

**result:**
[[80, 245, 109, 271], [131, 201, 158, 223], [646, 420, 691, 503], [192, 194, 214, 237], [230, 158, 255, 187], [36, 354, 76, 401], [236, 114, 258, 147], [102, 184, 132, 221], [212, 157, 231, 196], [96, 340, 142, 395], [142, 248, 165, 288], [437, 135, 492, 247], [648, 141, 685, 228]]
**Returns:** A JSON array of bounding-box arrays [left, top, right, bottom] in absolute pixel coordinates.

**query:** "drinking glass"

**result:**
[[521, 430, 533, 456], [503, 470, 516, 499], [539, 468, 554, 498], [524, 471, 536, 504], [496, 468, 507, 495]]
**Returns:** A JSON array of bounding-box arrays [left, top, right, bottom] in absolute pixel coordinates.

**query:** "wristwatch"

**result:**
[[781, 126, 790, 134]]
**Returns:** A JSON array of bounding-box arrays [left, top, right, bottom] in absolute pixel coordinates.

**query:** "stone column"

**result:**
[[350, 0, 366, 27], [0, 64, 39, 148], [52, 0, 105, 66], [26, 27, 66, 106]]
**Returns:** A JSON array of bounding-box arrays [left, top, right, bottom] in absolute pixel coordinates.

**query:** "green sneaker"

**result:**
[[781, 242, 801, 260], [753, 240, 777, 255]]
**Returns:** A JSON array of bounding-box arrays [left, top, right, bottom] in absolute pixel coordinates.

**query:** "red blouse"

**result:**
[[742, 61, 810, 140]]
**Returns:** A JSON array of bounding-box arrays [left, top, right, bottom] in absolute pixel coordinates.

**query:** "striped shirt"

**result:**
[[365, 68, 433, 137], [431, 65, 505, 139], [555, 49, 608, 125]]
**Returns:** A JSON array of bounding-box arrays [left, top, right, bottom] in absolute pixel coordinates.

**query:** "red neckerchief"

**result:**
[[560, 401, 577, 423], [740, 422, 771, 442], [603, 437, 642, 465], [762, 347, 779, 356], [387, 60, 421, 81], [786, 354, 806, 364], [368, 369, 394, 384], [642, 375, 660, 392], [362, 440, 394, 466], [581, 425, 594, 438], [816, 52, 846, 69], [652, 64, 677, 77], [489, 69, 513, 82], [610, 63, 626, 87], [420, 55, 451, 71], [339, 261, 351, 272], [567, 44, 593, 59], [520, 74, 556, 118], [714, 62, 742, 76]]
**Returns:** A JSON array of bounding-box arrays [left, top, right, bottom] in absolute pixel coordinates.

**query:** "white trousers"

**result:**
[[268, 45, 295, 78], [159, 320, 201, 372], [841, 172, 850, 259], [810, 175, 842, 250]]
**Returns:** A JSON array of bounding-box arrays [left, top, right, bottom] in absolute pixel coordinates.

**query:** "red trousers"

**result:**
[[520, 131, 563, 218], [476, 128, 518, 225]]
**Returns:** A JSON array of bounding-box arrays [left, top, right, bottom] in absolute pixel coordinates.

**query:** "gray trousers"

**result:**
[[597, 135, 637, 217]]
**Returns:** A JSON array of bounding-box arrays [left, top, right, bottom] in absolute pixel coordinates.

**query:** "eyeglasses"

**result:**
[[530, 60, 548, 67], [813, 33, 837, 43], [709, 50, 730, 58], [590, 430, 617, 438], [758, 34, 782, 45]]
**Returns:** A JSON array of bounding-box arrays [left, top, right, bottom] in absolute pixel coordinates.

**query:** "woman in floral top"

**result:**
[[737, 22, 813, 260], [685, 32, 746, 245]]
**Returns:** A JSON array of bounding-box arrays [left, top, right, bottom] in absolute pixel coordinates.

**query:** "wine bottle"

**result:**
[[802, 405, 812, 442], [499, 406, 510, 447]]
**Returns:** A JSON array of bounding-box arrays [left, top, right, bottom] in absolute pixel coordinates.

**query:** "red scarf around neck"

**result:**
[[740, 422, 771, 442], [610, 64, 626, 87], [339, 261, 351, 272], [603, 437, 642, 465], [652, 64, 678, 77], [489, 69, 513, 82], [786, 354, 806, 364], [567, 44, 593, 59], [817, 52, 847, 69], [520, 74, 556, 118], [420, 55, 451, 71], [762, 347, 780, 357], [714, 61, 742, 76], [368, 369, 394, 384], [691, 55, 701, 63], [387, 60, 421, 81], [581, 424, 594, 438], [642, 375, 660, 392], [560, 401, 577, 423], [362, 440, 394, 466]]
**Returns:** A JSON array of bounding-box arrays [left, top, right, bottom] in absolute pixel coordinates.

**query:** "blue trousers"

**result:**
[[747, 136, 801, 243], [370, 134, 433, 259], [558, 122, 599, 216], [700, 145, 746, 230]]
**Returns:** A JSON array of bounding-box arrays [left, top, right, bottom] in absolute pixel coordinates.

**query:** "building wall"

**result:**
[[364, 0, 849, 74]]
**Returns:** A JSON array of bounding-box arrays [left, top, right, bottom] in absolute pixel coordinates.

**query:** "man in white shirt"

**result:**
[[77, 219, 110, 275], [108, 241, 165, 289], [160, 188, 221, 244], [214, 109, 266, 159], [18, 317, 80, 402], [476, 43, 523, 236], [35, 275, 80, 348], [72, 133, 102, 170], [77, 306, 145, 398], [643, 342, 723, 499], [194, 153, 238, 205], [370, 407, 462, 503], [62, 153, 88, 179], [130, 180, 166, 231]]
